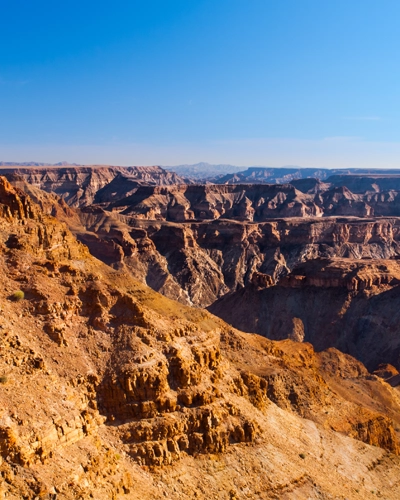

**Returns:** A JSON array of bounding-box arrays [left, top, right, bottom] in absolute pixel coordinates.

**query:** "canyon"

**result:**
[[0, 176, 398, 499], [2, 165, 400, 497], [6, 166, 400, 311]]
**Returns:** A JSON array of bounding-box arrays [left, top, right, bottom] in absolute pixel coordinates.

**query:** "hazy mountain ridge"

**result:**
[[0, 161, 81, 167], [166, 163, 400, 183]]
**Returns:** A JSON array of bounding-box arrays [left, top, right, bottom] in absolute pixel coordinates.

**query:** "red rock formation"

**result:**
[[75, 211, 400, 306]]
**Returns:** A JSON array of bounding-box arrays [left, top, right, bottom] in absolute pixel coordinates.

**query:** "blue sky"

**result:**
[[1, 0, 400, 167]]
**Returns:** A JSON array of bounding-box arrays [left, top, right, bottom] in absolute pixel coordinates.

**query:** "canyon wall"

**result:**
[[3, 166, 186, 207], [5, 167, 400, 220], [9, 173, 400, 308], [208, 257, 400, 372], [77, 211, 400, 306], [7, 168, 400, 374]]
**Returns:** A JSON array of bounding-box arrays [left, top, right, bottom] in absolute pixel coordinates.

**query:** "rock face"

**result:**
[[3, 166, 186, 207], [6, 167, 400, 219], [7, 167, 400, 309], [103, 180, 400, 220], [1, 176, 400, 499], [9, 175, 400, 308], [208, 257, 400, 372], [167, 163, 400, 184], [76, 210, 400, 306]]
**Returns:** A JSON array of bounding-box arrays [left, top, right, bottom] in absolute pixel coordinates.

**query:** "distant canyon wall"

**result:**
[[77, 211, 400, 307], [208, 258, 400, 372], [7, 167, 400, 308], [5, 167, 400, 220]]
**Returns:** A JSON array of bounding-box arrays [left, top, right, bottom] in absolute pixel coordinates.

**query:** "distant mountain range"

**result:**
[[0, 161, 81, 166], [163, 162, 244, 179], [166, 163, 400, 183]]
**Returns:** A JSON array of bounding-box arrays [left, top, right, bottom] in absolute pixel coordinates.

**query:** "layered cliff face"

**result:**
[[6, 167, 400, 309], [3, 166, 186, 208], [75, 209, 400, 306], [8, 185, 399, 309], [6, 167, 400, 220], [1, 176, 400, 499], [208, 257, 400, 372], [88, 176, 400, 220], [105, 183, 323, 220], [104, 181, 400, 220]]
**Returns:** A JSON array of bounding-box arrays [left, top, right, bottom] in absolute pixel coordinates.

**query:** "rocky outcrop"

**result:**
[[219, 331, 400, 455], [251, 271, 275, 288]]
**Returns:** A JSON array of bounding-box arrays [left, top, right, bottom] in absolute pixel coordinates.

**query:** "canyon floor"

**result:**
[[2, 166, 400, 498]]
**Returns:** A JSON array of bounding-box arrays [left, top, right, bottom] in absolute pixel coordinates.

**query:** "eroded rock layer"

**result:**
[[77, 210, 400, 306], [209, 257, 400, 372], [7, 167, 400, 310], [6, 167, 400, 220], [3, 166, 186, 207]]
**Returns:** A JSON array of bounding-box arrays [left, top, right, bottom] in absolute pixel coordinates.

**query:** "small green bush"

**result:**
[[11, 290, 24, 301], [299, 453, 306, 459], [0, 375, 8, 384]]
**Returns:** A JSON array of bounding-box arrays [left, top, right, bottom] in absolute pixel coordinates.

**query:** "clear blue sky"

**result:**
[[1, 0, 400, 167]]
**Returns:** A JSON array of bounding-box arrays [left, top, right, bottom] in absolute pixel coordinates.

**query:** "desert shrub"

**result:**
[[0, 375, 8, 384], [11, 290, 24, 301], [299, 453, 306, 459]]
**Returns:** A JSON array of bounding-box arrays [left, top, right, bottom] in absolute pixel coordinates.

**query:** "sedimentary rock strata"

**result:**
[[7, 167, 400, 309], [76, 210, 400, 306], [3, 166, 186, 207], [209, 257, 400, 372], [6, 166, 400, 220]]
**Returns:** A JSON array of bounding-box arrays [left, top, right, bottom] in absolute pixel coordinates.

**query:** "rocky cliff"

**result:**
[[105, 181, 400, 220], [7, 167, 400, 309], [1, 176, 400, 499], [6, 167, 400, 219], [7, 170, 400, 374], [3, 166, 186, 207], [209, 257, 400, 372], [76, 210, 400, 306], [8, 177, 400, 308]]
